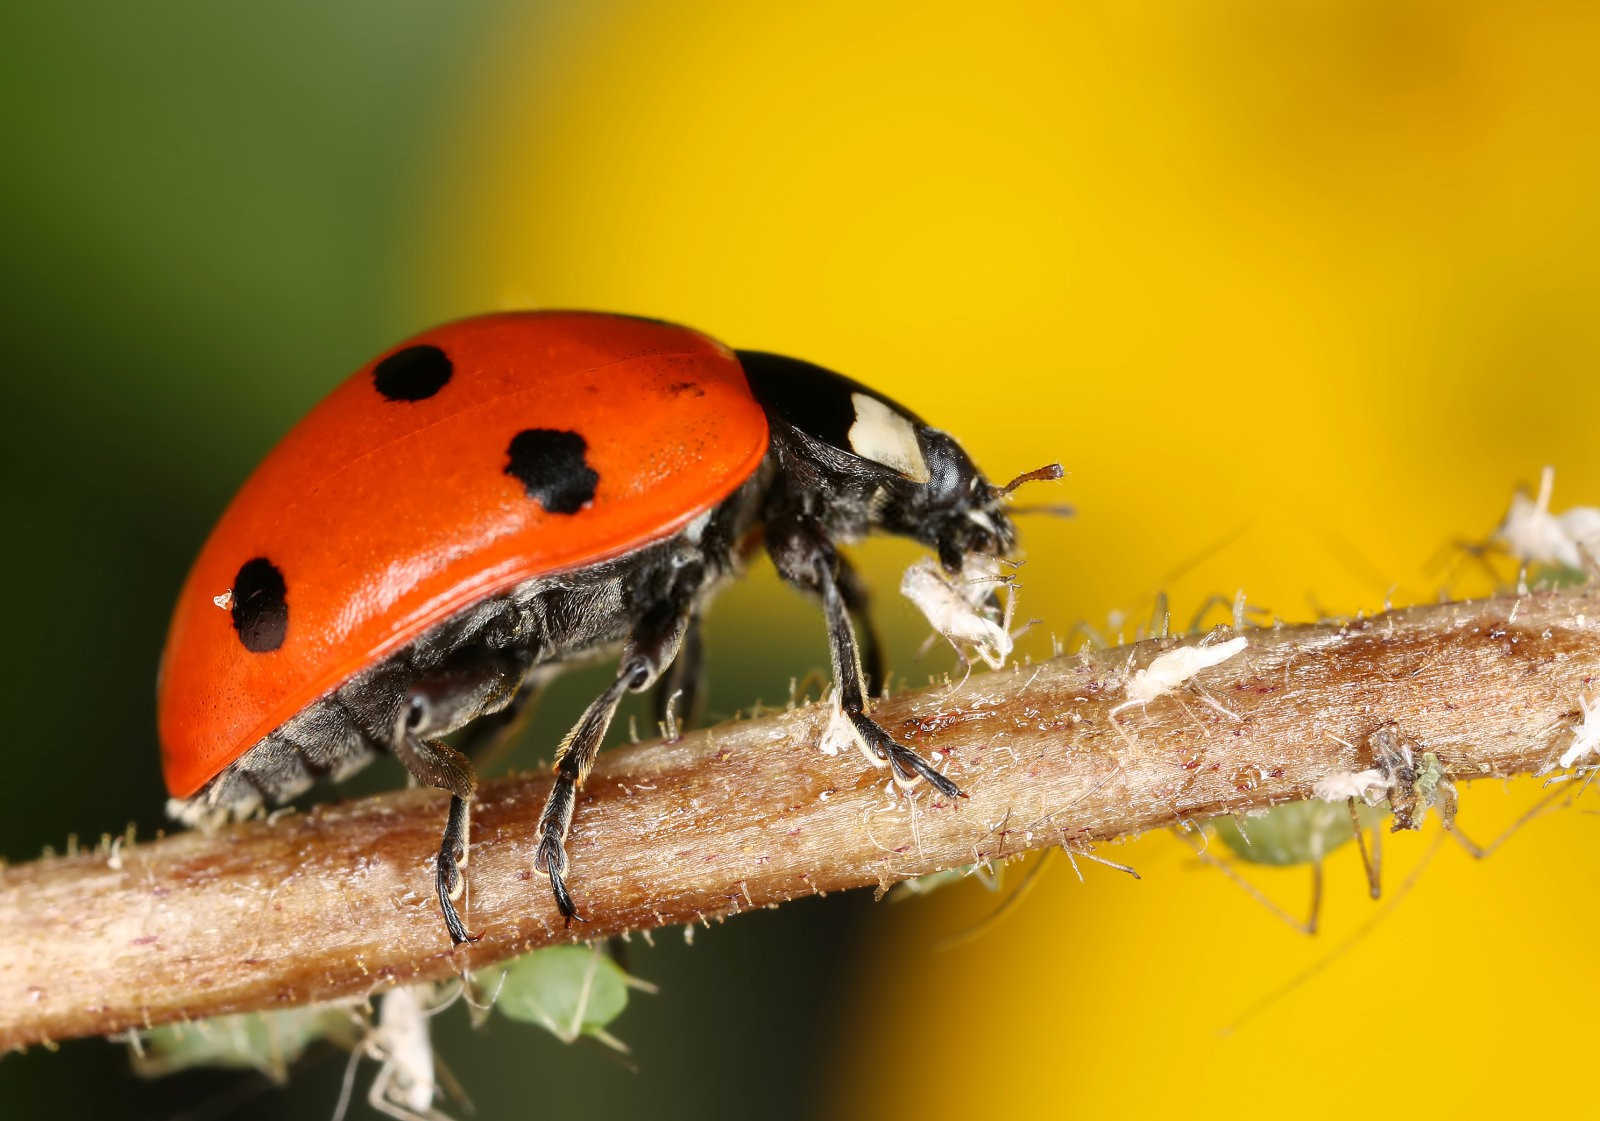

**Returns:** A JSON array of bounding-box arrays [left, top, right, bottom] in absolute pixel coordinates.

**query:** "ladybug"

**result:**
[[159, 311, 1059, 943]]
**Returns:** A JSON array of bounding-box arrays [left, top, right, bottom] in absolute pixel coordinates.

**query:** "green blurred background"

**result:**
[[5, 2, 1599, 1118]]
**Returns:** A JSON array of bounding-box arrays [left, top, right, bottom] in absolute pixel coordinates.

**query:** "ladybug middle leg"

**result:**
[[651, 613, 703, 737], [534, 564, 705, 923]]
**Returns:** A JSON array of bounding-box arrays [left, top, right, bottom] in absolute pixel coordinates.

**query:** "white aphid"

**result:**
[[900, 554, 1015, 671], [334, 985, 454, 1121], [212, 590, 233, 611], [1495, 466, 1600, 569], [1558, 695, 1600, 770], [1117, 635, 1248, 708], [1312, 768, 1391, 803]]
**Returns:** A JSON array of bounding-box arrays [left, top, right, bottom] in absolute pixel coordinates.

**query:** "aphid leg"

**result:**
[[1347, 799, 1382, 900], [1185, 831, 1325, 936], [652, 613, 703, 737], [1447, 782, 1568, 859], [835, 553, 885, 698], [535, 568, 702, 923]]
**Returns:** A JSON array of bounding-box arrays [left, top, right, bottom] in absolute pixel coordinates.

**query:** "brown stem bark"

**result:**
[[3, 584, 1596, 1050]]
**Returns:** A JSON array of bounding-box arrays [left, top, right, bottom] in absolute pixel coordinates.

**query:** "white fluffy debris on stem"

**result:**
[[1495, 465, 1600, 569], [816, 688, 885, 770], [899, 554, 1015, 670], [1557, 695, 1600, 770], [1312, 768, 1391, 803], [1119, 635, 1248, 707], [817, 691, 853, 757]]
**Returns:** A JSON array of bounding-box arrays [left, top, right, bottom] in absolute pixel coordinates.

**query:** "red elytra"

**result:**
[[158, 311, 769, 798]]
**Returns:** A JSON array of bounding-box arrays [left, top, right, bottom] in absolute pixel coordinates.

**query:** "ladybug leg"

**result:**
[[536, 570, 703, 923], [652, 613, 703, 737], [768, 517, 962, 798], [454, 676, 546, 775], [390, 728, 478, 944], [393, 651, 525, 945], [833, 554, 884, 699]]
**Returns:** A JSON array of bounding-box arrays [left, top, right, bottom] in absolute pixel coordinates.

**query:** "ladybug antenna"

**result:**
[[998, 462, 1064, 496]]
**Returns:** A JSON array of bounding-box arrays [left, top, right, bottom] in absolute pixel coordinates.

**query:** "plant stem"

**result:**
[[3, 584, 1596, 1050]]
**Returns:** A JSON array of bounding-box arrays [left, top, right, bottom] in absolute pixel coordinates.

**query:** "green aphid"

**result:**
[[474, 944, 653, 1052], [1532, 563, 1590, 589], [128, 1003, 360, 1083], [1202, 727, 1475, 934], [888, 863, 999, 900], [1212, 800, 1388, 868]]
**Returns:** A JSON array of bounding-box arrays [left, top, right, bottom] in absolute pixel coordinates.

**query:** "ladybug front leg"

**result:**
[[833, 554, 884, 699], [767, 517, 962, 797], [534, 566, 703, 923]]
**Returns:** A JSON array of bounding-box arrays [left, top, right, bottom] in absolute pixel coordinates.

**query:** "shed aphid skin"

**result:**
[[157, 312, 1064, 942], [1493, 465, 1600, 575], [1109, 635, 1248, 741], [899, 553, 1017, 672], [333, 984, 463, 1121], [1556, 694, 1600, 771]]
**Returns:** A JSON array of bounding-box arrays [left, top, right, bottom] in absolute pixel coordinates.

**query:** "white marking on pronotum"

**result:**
[[900, 555, 1016, 672], [847, 393, 931, 482], [1558, 695, 1600, 770], [212, 590, 233, 610], [1112, 636, 1248, 713], [1495, 465, 1600, 569]]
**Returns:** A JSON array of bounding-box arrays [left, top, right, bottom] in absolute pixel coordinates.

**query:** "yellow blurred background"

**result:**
[[427, 3, 1599, 1117], [5, 2, 1598, 1118]]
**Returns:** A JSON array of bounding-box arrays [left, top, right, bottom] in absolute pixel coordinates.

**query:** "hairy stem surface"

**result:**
[[3, 585, 1596, 1049]]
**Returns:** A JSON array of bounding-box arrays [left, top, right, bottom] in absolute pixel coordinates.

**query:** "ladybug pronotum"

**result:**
[[158, 311, 1058, 943]]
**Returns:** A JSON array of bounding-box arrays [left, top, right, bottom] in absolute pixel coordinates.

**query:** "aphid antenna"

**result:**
[[1006, 502, 1077, 519], [1180, 826, 1324, 936], [933, 848, 1058, 952], [1222, 832, 1446, 1036]]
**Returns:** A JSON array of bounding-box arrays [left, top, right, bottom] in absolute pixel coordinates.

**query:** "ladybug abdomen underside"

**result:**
[[171, 510, 751, 822], [159, 313, 768, 799]]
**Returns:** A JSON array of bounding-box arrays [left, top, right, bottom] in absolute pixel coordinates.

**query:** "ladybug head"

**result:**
[[904, 431, 1065, 573], [738, 350, 1063, 573]]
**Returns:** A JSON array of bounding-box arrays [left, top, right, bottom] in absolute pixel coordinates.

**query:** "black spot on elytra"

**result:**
[[231, 557, 288, 653], [504, 429, 599, 514], [667, 380, 705, 397], [373, 345, 452, 402]]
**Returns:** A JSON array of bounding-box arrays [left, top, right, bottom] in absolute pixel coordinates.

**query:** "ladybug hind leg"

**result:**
[[392, 650, 526, 945], [535, 564, 705, 924]]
